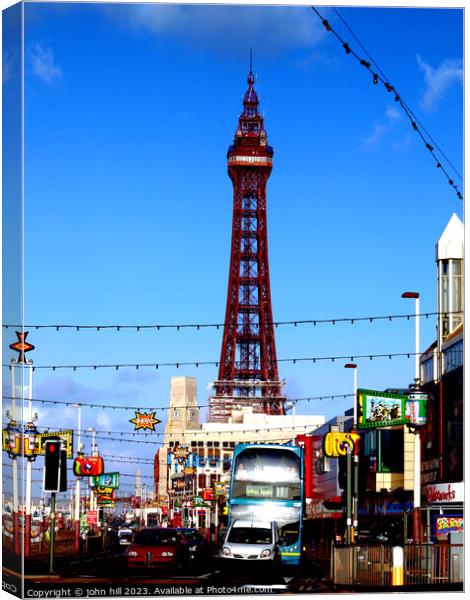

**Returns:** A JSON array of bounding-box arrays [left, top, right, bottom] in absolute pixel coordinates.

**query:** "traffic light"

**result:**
[[43, 439, 66, 493], [59, 448, 67, 492]]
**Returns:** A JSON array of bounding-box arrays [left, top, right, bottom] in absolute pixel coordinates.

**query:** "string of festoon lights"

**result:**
[[310, 6, 463, 201], [2, 310, 457, 332], [29, 423, 356, 443], [3, 391, 353, 411], [3, 351, 430, 372], [329, 6, 463, 185]]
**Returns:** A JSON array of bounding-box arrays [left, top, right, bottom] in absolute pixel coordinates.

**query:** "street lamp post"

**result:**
[[344, 363, 358, 543], [87, 428, 96, 522], [73, 404, 82, 551], [401, 291, 421, 543], [25, 360, 34, 558]]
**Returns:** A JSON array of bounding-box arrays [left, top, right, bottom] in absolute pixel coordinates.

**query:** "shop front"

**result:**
[[426, 482, 464, 543]]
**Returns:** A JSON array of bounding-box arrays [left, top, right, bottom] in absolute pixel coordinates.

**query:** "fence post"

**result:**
[[392, 546, 404, 586], [330, 540, 334, 583], [380, 545, 385, 586]]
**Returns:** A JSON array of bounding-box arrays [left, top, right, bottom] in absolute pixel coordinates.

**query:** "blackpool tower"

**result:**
[[209, 64, 286, 423]]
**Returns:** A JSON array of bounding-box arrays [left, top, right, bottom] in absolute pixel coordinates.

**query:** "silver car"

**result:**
[[220, 519, 280, 568]]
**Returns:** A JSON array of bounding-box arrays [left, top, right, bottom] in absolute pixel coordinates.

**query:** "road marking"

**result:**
[[2, 567, 60, 580]]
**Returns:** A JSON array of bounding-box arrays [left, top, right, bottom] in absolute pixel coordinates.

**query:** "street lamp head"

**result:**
[[401, 291, 420, 299], [344, 363, 357, 369]]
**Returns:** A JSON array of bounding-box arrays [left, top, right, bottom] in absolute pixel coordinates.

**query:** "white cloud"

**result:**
[[106, 4, 324, 54], [416, 54, 462, 111], [27, 42, 62, 85], [385, 106, 401, 122], [96, 410, 113, 430], [362, 123, 386, 150]]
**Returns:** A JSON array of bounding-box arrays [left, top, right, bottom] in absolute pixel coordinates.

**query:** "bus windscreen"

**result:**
[[232, 448, 301, 500]]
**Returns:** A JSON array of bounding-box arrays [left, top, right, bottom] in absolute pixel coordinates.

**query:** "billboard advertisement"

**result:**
[[357, 389, 408, 428]]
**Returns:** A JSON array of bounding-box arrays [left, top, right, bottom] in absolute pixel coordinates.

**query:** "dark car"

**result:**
[[125, 528, 184, 571], [177, 528, 213, 568], [125, 528, 211, 572]]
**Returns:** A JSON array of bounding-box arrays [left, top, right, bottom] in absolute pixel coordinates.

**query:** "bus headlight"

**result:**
[[260, 549, 271, 558], [162, 552, 174, 557], [222, 547, 231, 557]]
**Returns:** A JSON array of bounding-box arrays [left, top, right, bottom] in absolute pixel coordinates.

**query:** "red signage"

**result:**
[[73, 455, 104, 477], [427, 483, 463, 503], [202, 488, 214, 501], [86, 511, 98, 525]]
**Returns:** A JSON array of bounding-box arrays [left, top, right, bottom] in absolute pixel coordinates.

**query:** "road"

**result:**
[[3, 548, 331, 596]]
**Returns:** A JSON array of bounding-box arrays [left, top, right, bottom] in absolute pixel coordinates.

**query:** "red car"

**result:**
[[125, 528, 209, 572]]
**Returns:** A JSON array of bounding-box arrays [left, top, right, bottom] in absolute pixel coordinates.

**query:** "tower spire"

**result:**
[[209, 69, 285, 423]]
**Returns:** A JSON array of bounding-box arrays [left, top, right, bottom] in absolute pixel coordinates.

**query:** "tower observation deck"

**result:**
[[209, 66, 286, 423]]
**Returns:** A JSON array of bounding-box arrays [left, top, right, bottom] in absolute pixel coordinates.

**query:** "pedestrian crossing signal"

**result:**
[[43, 439, 67, 493]]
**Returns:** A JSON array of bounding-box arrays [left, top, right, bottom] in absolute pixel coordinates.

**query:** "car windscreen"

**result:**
[[227, 527, 272, 545], [134, 531, 178, 545]]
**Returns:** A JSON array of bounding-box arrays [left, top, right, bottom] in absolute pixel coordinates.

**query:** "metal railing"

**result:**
[[331, 543, 464, 587]]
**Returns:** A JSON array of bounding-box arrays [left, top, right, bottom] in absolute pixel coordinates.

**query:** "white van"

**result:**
[[220, 519, 280, 569]]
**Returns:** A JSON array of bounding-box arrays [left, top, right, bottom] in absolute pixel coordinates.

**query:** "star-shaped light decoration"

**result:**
[[129, 411, 161, 431], [9, 331, 35, 364]]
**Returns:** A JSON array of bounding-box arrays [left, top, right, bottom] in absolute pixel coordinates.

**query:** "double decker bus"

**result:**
[[228, 443, 304, 566]]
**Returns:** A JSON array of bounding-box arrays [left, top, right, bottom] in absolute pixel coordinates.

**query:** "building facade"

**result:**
[[156, 377, 324, 531]]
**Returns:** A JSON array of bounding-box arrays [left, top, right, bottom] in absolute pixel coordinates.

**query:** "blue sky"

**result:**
[[2, 2, 464, 497]]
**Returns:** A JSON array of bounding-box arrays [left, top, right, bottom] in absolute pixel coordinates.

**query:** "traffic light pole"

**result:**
[[49, 492, 56, 574]]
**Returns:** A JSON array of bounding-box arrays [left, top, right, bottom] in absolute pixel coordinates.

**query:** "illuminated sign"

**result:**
[[93, 486, 114, 495], [86, 511, 98, 525], [434, 515, 464, 540], [357, 389, 408, 428], [170, 445, 191, 464], [202, 489, 215, 501], [129, 411, 161, 431], [73, 455, 104, 477], [323, 432, 360, 457], [246, 485, 273, 498], [427, 482, 463, 504], [91, 472, 120, 488], [38, 431, 74, 459], [96, 490, 115, 505], [9, 331, 35, 363], [406, 391, 429, 427], [214, 482, 228, 497]]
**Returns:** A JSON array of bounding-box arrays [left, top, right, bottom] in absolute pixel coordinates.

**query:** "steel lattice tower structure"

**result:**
[[209, 65, 285, 423]]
